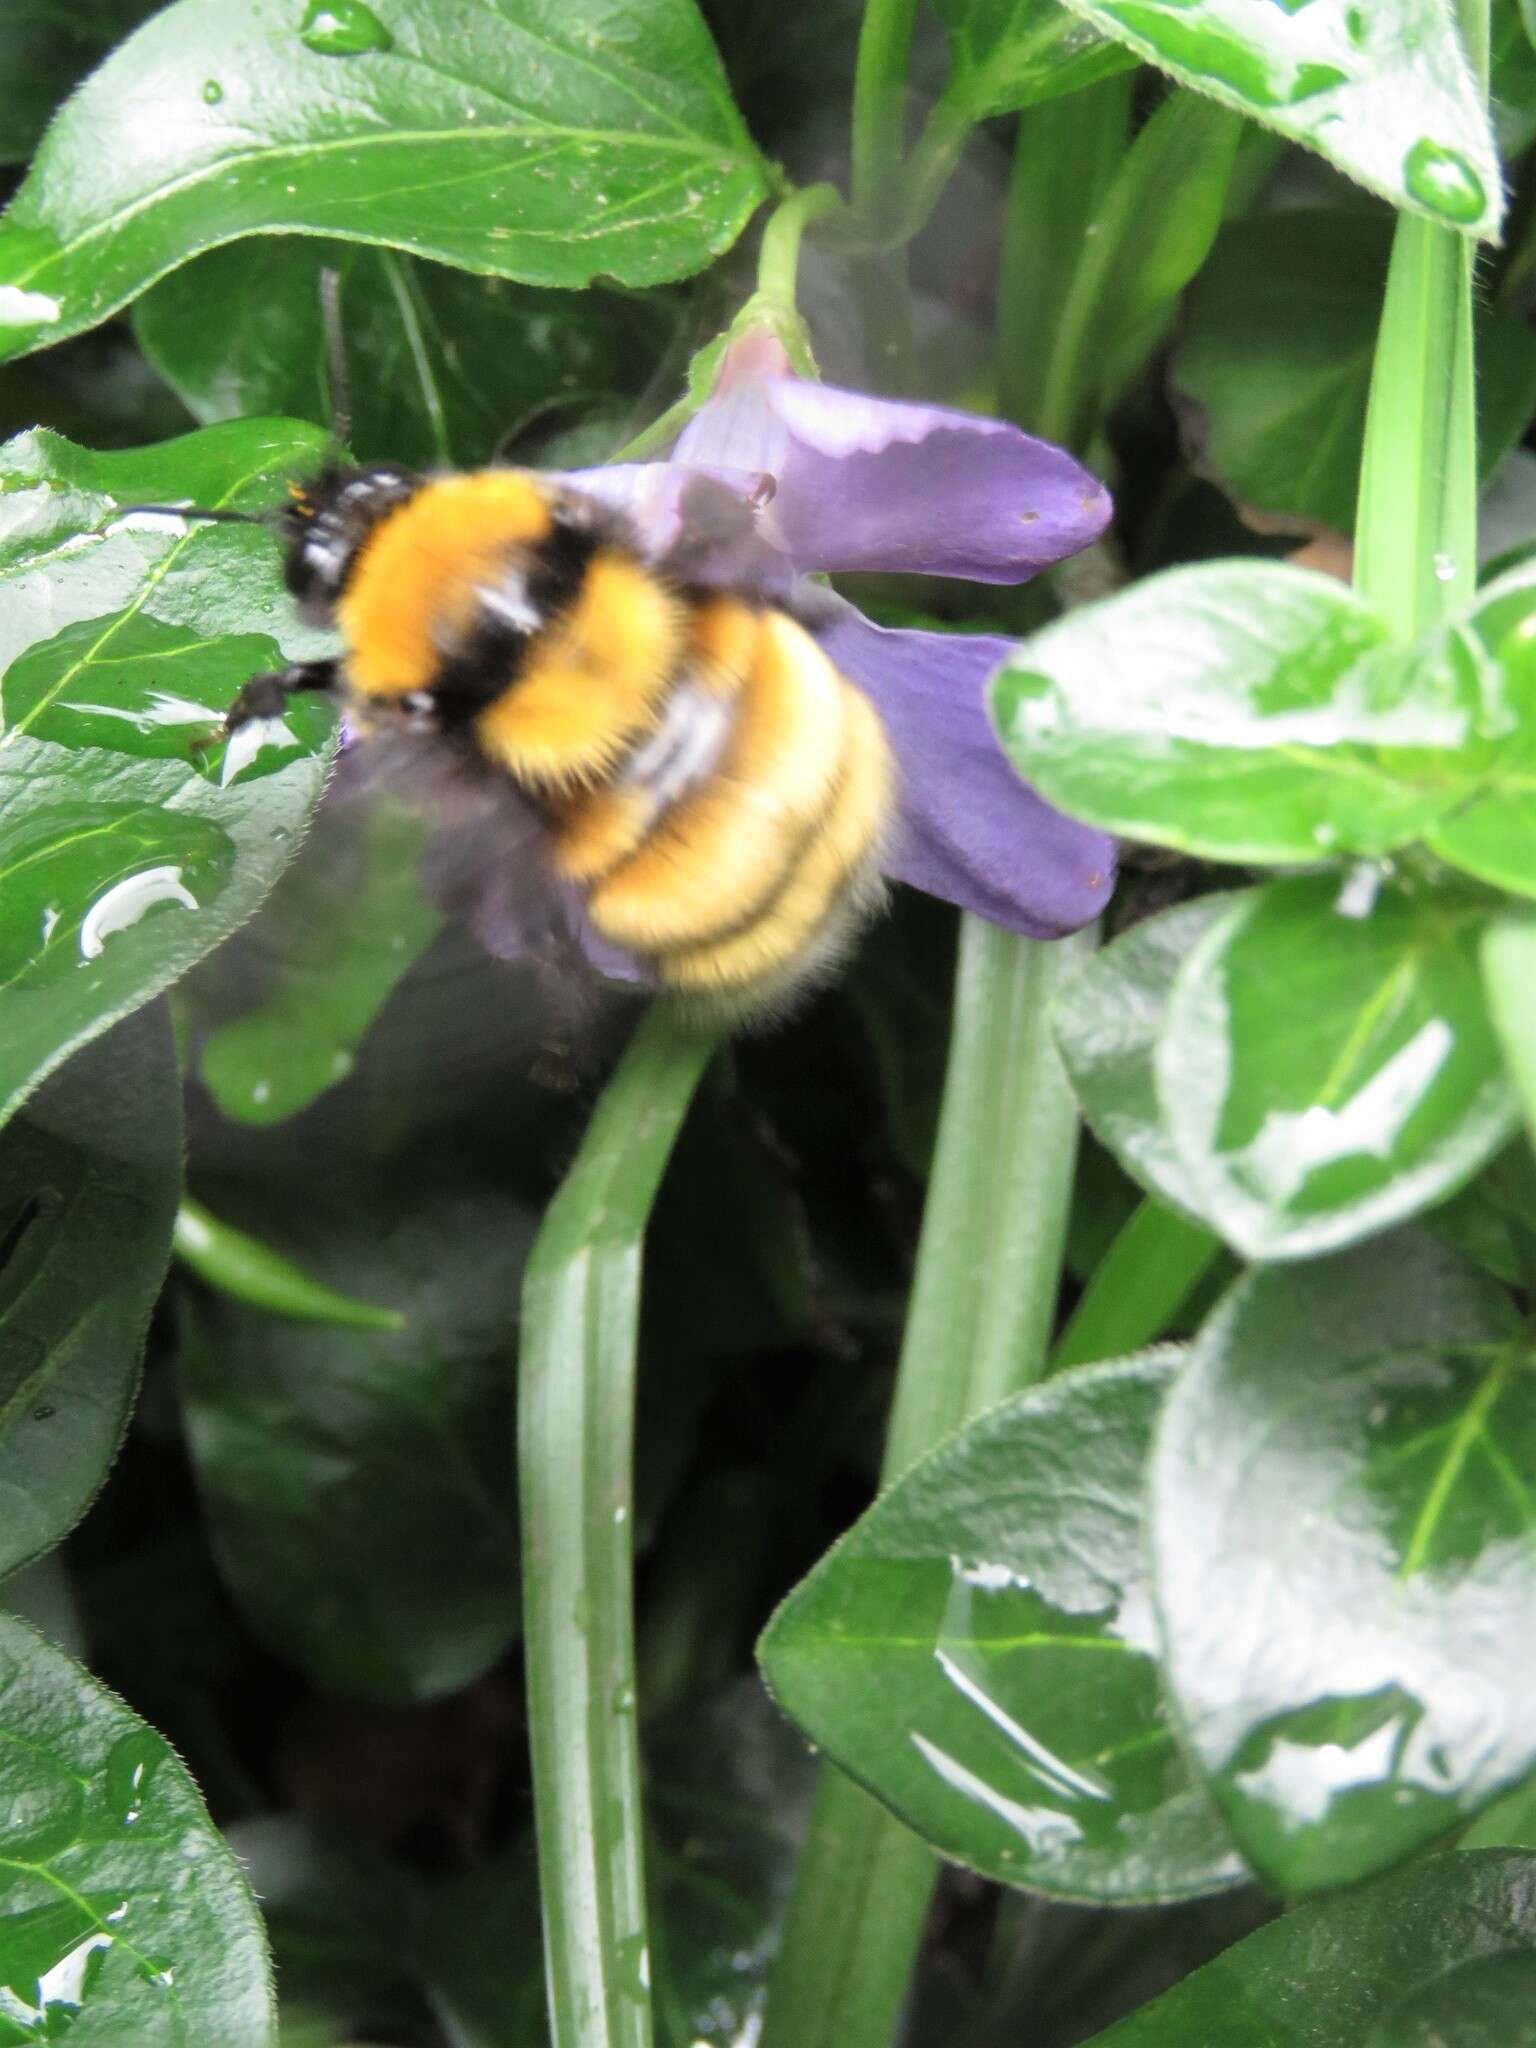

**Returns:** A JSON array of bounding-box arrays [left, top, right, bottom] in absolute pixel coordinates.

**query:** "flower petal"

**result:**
[[678, 377, 1112, 583], [814, 601, 1117, 936]]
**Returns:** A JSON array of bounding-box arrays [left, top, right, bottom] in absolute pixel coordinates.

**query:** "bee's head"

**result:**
[[283, 464, 419, 621]]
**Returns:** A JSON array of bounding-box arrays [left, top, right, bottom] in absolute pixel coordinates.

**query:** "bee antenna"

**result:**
[[115, 504, 263, 525], [319, 264, 353, 455]]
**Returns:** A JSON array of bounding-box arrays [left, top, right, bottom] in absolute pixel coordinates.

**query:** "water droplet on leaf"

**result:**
[[0, 286, 61, 331], [1432, 551, 1457, 582], [78, 867, 199, 961], [202, 78, 224, 103], [300, 0, 394, 54], [1403, 140, 1485, 224], [105, 1730, 166, 1827]]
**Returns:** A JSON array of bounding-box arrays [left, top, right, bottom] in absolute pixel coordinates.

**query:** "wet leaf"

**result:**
[[0, 0, 767, 362], [1483, 918, 1536, 1142], [933, 0, 1136, 119], [1158, 876, 1517, 1261], [0, 1004, 179, 1580], [1053, 0, 1502, 239], [175, 1172, 528, 1703], [992, 560, 1536, 869], [1083, 1850, 1536, 2044], [0, 1611, 275, 2045], [1173, 211, 1536, 533], [1053, 893, 1237, 1218], [1152, 1234, 1535, 1893], [0, 419, 336, 1133], [135, 238, 679, 471], [759, 1351, 1249, 1903]]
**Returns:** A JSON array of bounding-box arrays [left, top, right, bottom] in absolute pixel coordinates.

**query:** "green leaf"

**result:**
[[1082, 1850, 1536, 2045], [172, 1200, 404, 1332], [0, 420, 336, 1133], [991, 561, 1536, 867], [1152, 1234, 1534, 1893], [1052, 893, 1236, 1218], [1050, 1197, 1222, 1371], [1158, 876, 1517, 1261], [135, 238, 678, 471], [0, 1, 162, 166], [1367, 1953, 1536, 2047], [195, 795, 442, 1128], [1483, 918, 1536, 1140], [1421, 566, 1536, 892], [0, 1005, 179, 1580], [1523, 0, 1536, 52], [1464, 1773, 1536, 1849], [933, 0, 1136, 119], [760, 1351, 1249, 1904], [1173, 210, 1536, 533], [0, 0, 767, 363], [176, 1173, 528, 1702], [0, 1611, 275, 2045], [1493, 0, 1536, 155], [1051, 0, 1503, 240]]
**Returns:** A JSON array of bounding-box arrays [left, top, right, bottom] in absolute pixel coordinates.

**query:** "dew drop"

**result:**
[[1403, 139, 1486, 225], [105, 1730, 165, 1827], [78, 866, 198, 961], [1432, 550, 1457, 582], [300, 0, 394, 54], [31, 1405, 55, 1422], [201, 78, 224, 103]]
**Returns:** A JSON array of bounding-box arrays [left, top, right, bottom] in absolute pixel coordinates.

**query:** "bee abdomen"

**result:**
[[557, 599, 896, 1007]]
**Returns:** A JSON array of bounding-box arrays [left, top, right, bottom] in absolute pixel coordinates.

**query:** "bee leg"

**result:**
[[223, 659, 341, 734]]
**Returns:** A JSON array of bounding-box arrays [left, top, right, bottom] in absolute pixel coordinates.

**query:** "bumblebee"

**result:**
[[222, 464, 897, 1015]]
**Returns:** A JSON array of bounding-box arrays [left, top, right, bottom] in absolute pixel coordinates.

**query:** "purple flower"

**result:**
[[443, 335, 1116, 975]]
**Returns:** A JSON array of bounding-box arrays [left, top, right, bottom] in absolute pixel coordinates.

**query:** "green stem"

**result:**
[[1354, 0, 1485, 637], [757, 923, 1092, 2048], [519, 1007, 718, 2048], [1050, 1196, 1221, 1373], [756, 182, 841, 304], [850, 0, 921, 228], [1352, 219, 1478, 635]]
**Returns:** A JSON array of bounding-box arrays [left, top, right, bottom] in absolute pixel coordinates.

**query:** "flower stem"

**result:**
[[758, 920, 1092, 2048], [519, 1006, 718, 2048], [756, 182, 842, 305], [850, 0, 921, 230]]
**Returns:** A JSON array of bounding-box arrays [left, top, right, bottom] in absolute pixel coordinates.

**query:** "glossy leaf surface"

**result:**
[[0, 0, 767, 362], [993, 561, 1536, 869], [1084, 1851, 1536, 2044], [934, 0, 1136, 118], [0, 420, 335, 1132], [136, 237, 676, 471], [1152, 1235, 1535, 1892], [1174, 211, 1536, 533], [1053, 893, 1236, 1218], [1052, 0, 1502, 238], [177, 1175, 528, 1702], [1159, 877, 1516, 1261], [1484, 919, 1536, 1140], [0, 1006, 179, 1581], [761, 1351, 1248, 1903], [0, 1612, 274, 2044]]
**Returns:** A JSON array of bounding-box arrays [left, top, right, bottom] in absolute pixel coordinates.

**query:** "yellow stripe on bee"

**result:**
[[658, 683, 894, 998], [339, 473, 554, 698], [549, 596, 756, 883], [474, 553, 683, 788], [584, 610, 846, 953]]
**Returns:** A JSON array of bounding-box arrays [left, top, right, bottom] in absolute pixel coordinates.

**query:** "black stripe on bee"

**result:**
[[428, 519, 605, 731]]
